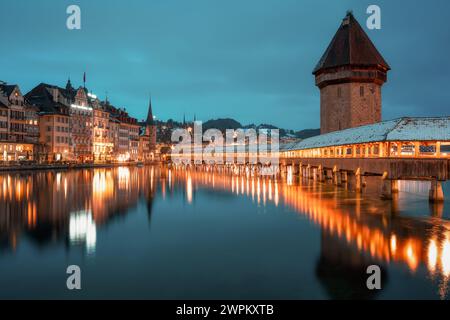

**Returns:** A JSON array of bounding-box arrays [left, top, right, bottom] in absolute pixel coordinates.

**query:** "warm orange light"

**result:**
[[428, 239, 438, 273]]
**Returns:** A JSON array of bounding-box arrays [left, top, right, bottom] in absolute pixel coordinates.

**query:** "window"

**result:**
[[373, 145, 380, 155], [360, 86, 364, 97], [337, 87, 342, 98], [441, 145, 450, 154], [419, 145, 436, 154]]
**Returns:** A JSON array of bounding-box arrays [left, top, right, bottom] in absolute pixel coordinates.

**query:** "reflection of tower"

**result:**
[[313, 12, 390, 134], [315, 229, 387, 300], [145, 183, 156, 226]]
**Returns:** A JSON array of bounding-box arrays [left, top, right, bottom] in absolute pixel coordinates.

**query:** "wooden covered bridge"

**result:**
[[279, 117, 450, 201], [170, 117, 450, 202]]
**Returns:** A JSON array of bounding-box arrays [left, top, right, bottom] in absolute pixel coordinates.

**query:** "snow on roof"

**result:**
[[282, 117, 450, 151]]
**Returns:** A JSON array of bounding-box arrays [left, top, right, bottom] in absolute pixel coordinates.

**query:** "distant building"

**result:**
[[0, 83, 35, 161], [106, 104, 140, 162], [313, 12, 390, 134]]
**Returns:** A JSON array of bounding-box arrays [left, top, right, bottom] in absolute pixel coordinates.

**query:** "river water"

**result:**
[[0, 166, 449, 299]]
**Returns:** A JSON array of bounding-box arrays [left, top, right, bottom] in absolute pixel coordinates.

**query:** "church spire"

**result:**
[[146, 96, 154, 125]]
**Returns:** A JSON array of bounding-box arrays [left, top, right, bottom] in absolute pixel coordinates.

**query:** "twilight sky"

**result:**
[[1, 0, 449, 130]]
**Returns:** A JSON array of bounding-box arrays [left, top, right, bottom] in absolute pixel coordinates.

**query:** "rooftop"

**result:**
[[282, 117, 450, 151], [313, 12, 390, 75]]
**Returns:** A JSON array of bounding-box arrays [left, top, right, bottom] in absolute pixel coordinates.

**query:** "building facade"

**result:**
[[6, 78, 159, 164], [26, 83, 72, 162], [67, 81, 93, 162], [0, 83, 35, 161], [138, 98, 157, 162], [91, 98, 113, 162], [313, 12, 390, 134]]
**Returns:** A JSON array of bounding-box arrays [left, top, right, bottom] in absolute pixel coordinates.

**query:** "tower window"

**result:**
[[337, 87, 342, 98], [360, 86, 364, 97]]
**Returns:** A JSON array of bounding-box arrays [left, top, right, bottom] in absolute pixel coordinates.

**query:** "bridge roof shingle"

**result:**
[[282, 117, 450, 151]]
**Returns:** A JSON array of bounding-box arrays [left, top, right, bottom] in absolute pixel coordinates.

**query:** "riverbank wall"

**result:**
[[0, 161, 161, 172]]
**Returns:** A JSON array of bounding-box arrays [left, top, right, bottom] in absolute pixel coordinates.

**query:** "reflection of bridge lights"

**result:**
[[287, 166, 293, 185], [390, 235, 397, 254], [268, 180, 272, 201], [263, 180, 266, 205], [442, 238, 450, 277], [168, 169, 171, 189], [251, 179, 255, 201], [406, 243, 418, 272], [169, 168, 450, 280], [69, 211, 97, 254], [186, 175, 193, 203], [428, 239, 438, 273], [257, 178, 261, 204]]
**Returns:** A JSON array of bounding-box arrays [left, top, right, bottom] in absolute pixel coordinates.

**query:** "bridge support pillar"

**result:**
[[306, 165, 311, 179], [318, 165, 324, 182], [429, 180, 444, 202], [333, 166, 341, 185], [341, 171, 348, 183], [381, 177, 393, 200], [293, 163, 299, 175], [312, 168, 318, 181], [282, 164, 288, 178], [348, 170, 363, 193], [355, 171, 362, 193], [391, 180, 399, 194]]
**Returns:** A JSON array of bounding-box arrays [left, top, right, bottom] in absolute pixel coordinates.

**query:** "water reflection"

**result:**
[[0, 167, 449, 299], [0, 167, 156, 254], [69, 210, 96, 254], [165, 169, 450, 299]]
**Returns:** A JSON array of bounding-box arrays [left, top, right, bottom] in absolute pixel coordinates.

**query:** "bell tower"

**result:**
[[313, 12, 390, 134]]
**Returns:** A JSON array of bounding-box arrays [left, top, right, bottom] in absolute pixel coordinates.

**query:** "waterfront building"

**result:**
[[90, 97, 113, 162], [24, 104, 39, 145], [121, 115, 140, 162], [10, 79, 156, 164], [109, 117, 121, 159], [313, 12, 390, 134], [106, 105, 140, 162], [25, 83, 72, 162], [0, 83, 34, 161], [138, 98, 157, 162], [66, 80, 93, 162]]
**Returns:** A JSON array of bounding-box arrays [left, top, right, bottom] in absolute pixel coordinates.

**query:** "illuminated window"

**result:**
[[441, 144, 450, 154]]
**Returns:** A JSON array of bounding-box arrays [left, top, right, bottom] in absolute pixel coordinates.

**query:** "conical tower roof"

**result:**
[[313, 12, 390, 75]]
